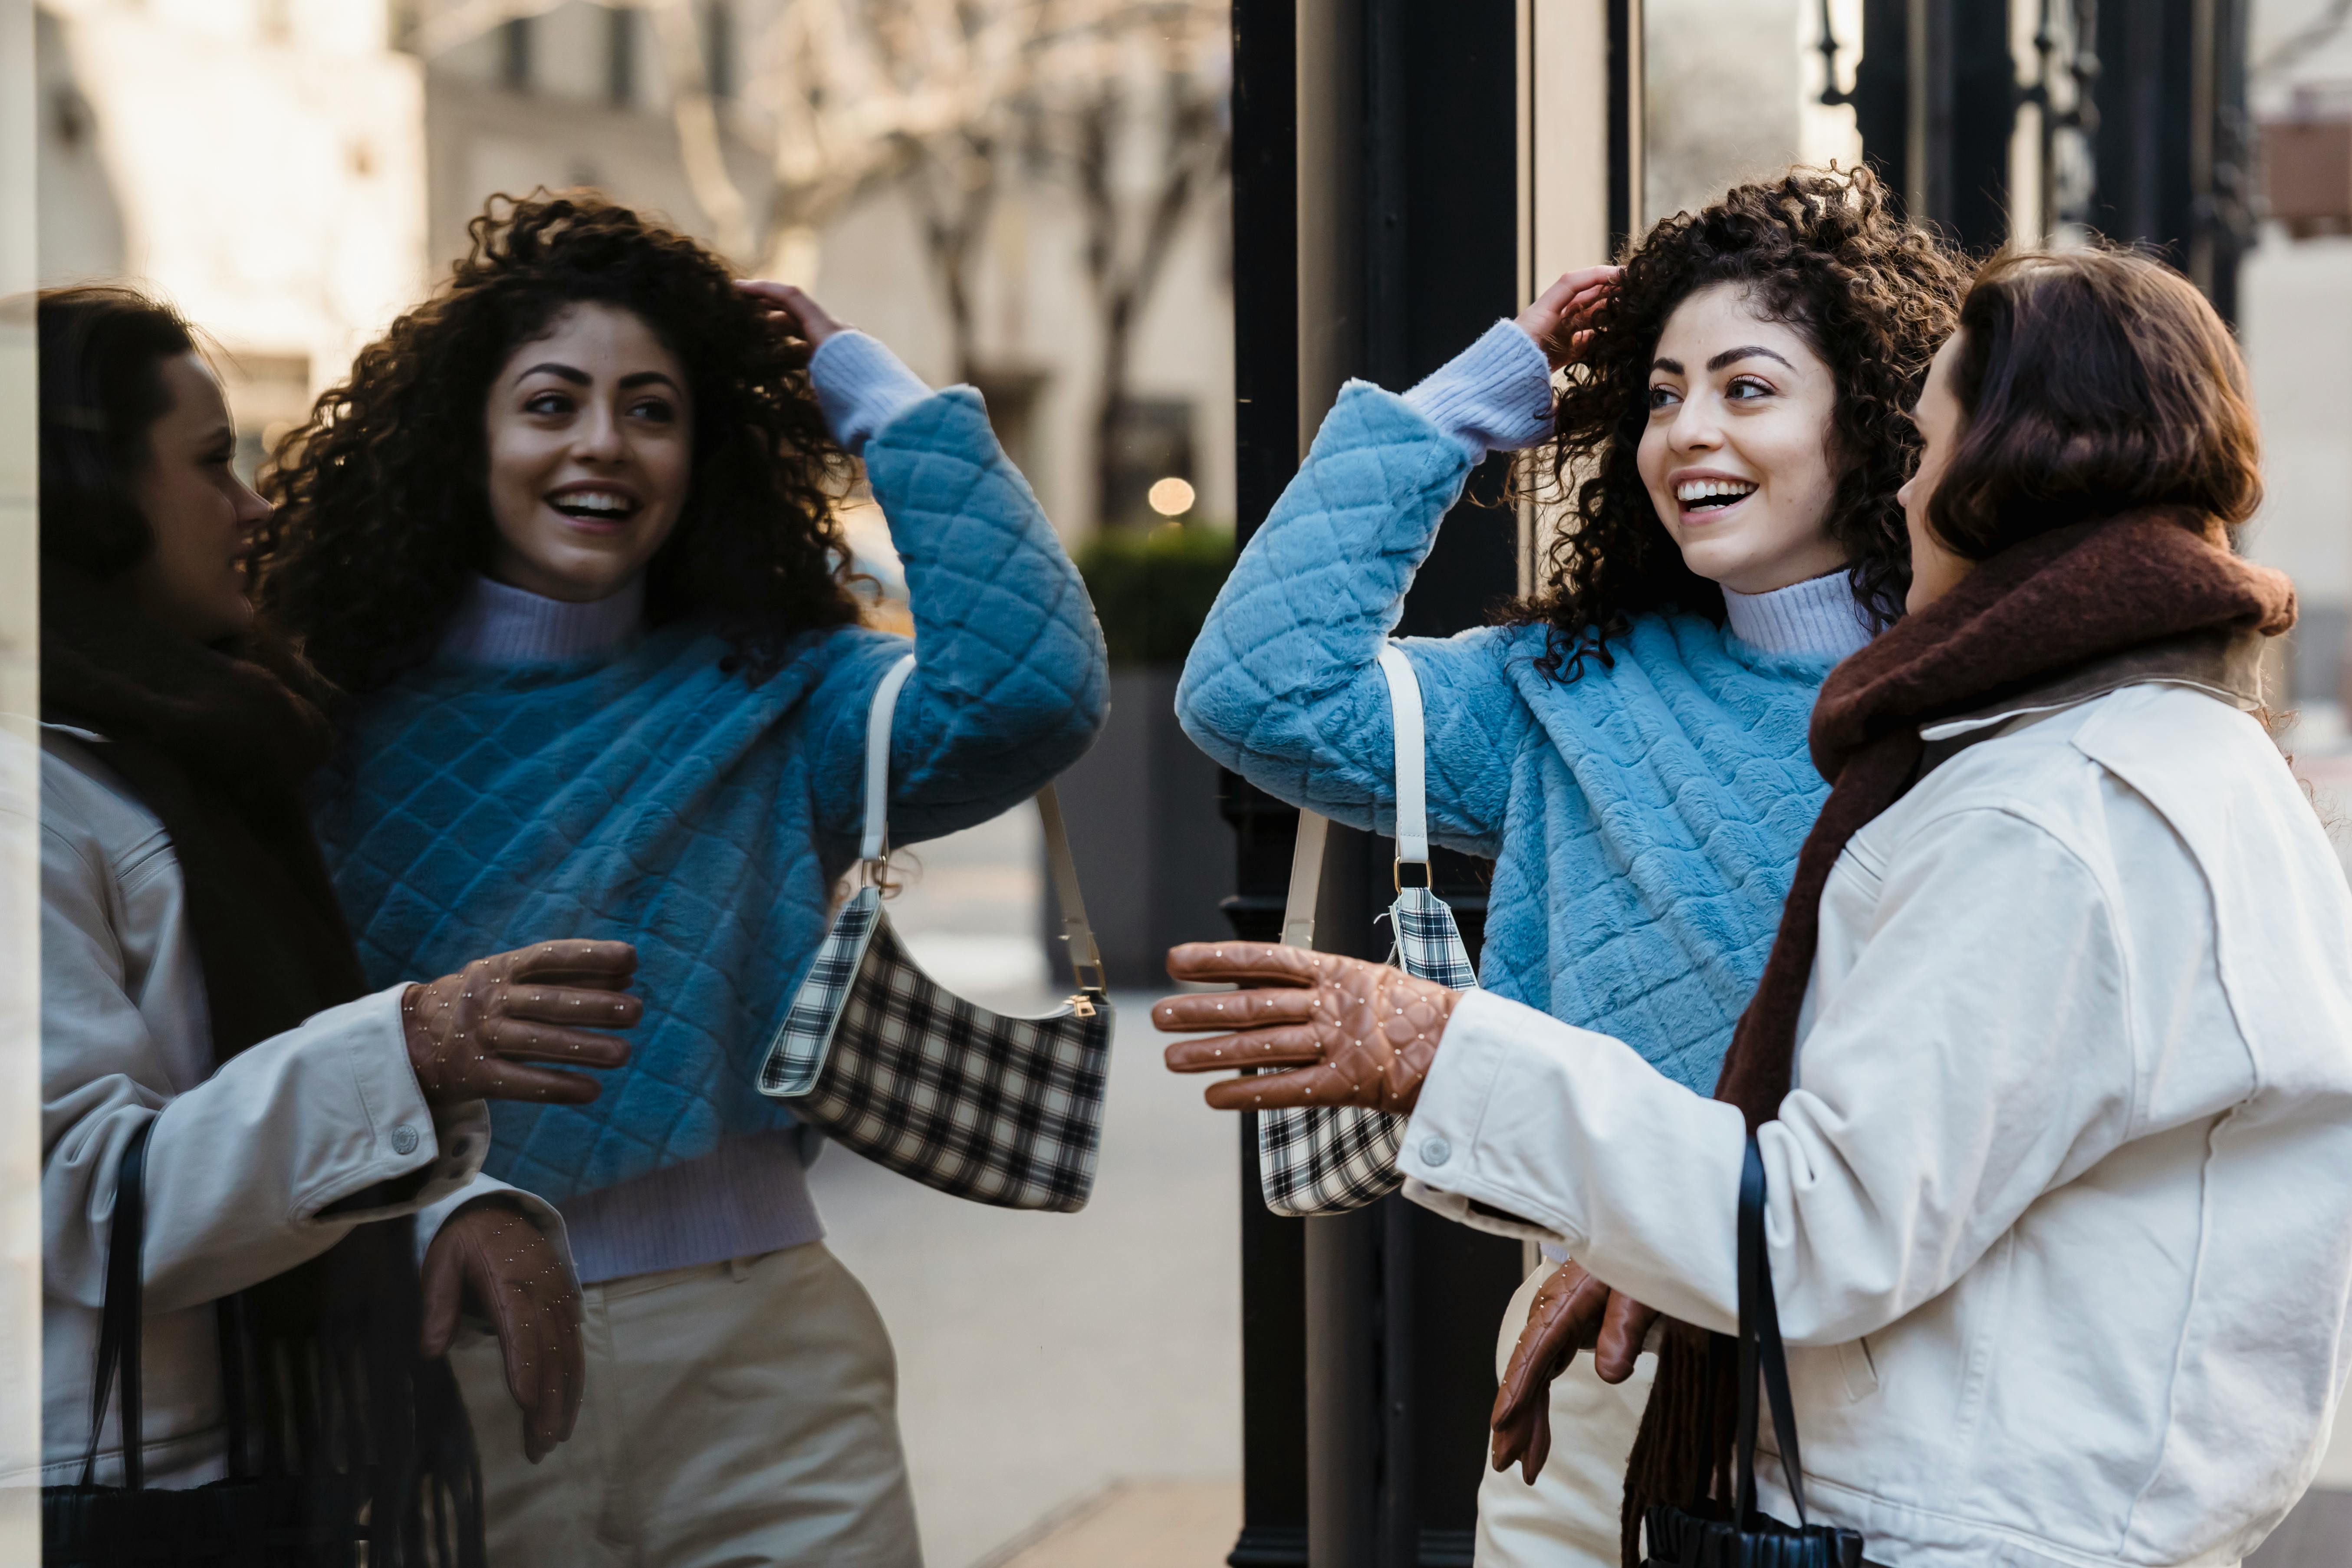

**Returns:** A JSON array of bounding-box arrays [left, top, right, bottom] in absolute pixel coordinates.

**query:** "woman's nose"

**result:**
[[1668, 398, 1722, 453], [573, 406, 625, 462]]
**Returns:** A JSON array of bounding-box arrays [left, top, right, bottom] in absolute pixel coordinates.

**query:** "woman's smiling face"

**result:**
[[1636, 281, 1847, 595], [482, 301, 694, 603]]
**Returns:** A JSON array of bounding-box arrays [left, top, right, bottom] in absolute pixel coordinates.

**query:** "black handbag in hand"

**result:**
[[1642, 1135, 1870, 1568], [41, 1119, 321, 1567]]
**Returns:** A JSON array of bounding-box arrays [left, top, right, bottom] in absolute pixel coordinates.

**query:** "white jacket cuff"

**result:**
[[1396, 987, 1748, 1333], [413, 1173, 576, 1283], [305, 986, 490, 1225], [809, 330, 934, 456]]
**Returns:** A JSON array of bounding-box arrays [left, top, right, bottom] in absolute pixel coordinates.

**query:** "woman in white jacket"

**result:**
[[1157, 247, 2352, 1568], [21, 286, 644, 1562]]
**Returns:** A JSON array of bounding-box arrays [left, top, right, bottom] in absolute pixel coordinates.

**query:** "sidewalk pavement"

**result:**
[[805, 807, 1242, 1567]]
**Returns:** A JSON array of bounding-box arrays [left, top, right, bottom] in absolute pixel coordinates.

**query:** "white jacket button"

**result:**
[[391, 1124, 421, 1155], [1420, 1136, 1451, 1166]]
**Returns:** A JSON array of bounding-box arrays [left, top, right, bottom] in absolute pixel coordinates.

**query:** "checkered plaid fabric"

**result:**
[[758, 893, 1114, 1211], [760, 888, 884, 1096], [1256, 885, 1477, 1216]]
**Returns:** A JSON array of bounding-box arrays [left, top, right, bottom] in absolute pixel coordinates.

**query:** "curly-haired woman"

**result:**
[[1176, 165, 1965, 1565], [1162, 245, 2351, 1568], [258, 195, 1107, 1566]]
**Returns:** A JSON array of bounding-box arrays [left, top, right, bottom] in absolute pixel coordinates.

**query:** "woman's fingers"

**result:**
[[1163, 939, 1323, 989], [734, 279, 845, 343], [1592, 1293, 1658, 1384], [418, 1231, 464, 1359], [501, 940, 638, 987], [1163, 1023, 1326, 1075], [479, 1017, 633, 1070], [1548, 264, 1620, 297], [480, 1060, 607, 1105], [499, 984, 643, 1029], [1152, 984, 1319, 1033], [1200, 1060, 1354, 1112]]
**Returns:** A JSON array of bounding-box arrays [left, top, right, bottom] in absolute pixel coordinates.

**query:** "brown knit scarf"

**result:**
[[1616, 509, 2298, 1565]]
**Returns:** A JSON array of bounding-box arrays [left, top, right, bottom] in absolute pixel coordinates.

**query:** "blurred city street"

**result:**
[[807, 807, 1242, 1567]]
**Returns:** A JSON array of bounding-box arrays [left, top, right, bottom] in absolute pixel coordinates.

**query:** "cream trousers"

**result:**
[[448, 1239, 922, 1568], [1475, 1260, 1655, 1568]]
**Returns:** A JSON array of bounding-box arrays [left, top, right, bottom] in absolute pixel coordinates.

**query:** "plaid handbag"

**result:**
[[757, 654, 1114, 1212], [1256, 643, 1478, 1216]]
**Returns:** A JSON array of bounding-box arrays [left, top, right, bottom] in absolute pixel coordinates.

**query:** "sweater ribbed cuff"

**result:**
[[1401, 319, 1557, 462], [1720, 570, 1876, 661], [809, 330, 934, 456]]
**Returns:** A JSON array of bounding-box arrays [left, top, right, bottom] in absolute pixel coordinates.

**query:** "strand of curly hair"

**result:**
[[254, 192, 859, 696], [1507, 164, 1968, 682]]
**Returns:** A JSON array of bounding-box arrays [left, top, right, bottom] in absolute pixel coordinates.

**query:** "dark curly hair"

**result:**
[[1511, 164, 1967, 679], [255, 192, 858, 694]]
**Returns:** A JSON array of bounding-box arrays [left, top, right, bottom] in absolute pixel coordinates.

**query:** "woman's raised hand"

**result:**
[[1515, 265, 1621, 370], [402, 940, 641, 1107], [736, 279, 848, 349], [1490, 1259, 1659, 1483], [1155, 942, 1458, 1116]]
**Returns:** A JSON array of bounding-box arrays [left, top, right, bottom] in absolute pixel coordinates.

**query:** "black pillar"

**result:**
[[1226, 3, 1533, 1564], [2087, 0, 2253, 318], [1842, 0, 2250, 316]]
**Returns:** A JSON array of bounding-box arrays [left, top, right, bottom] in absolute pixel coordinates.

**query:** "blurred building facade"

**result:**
[[34, 0, 1233, 549], [35, 0, 430, 476]]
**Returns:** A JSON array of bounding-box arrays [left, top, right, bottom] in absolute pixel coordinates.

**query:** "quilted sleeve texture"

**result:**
[[806, 386, 1109, 849], [1177, 381, 1527, 857]]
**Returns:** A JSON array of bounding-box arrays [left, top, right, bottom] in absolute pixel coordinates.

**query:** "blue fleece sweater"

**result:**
[[315, 388, 1108, 1204], [1178, 379, 1836, 1094]]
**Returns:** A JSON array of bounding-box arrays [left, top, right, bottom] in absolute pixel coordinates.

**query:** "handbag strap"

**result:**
[[1734, 1132, 1813, 1529], [79, 1117, 154, 1491], [858, 651, 1106, 993], [1279, 641, 1428, 946], [1375, 644, 1429, 883]]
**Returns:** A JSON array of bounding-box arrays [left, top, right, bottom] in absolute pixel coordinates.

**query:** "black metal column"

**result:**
[[1226, 3, 1529, 1565], [2087, 0, 2252, 317]]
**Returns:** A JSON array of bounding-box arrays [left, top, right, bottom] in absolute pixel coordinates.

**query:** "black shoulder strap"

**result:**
[[1733, 1132, 1813, 1530], [78, 1116, 153, 1491]]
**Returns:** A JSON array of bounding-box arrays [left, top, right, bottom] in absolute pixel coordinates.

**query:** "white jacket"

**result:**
[[1400, 680, 2352, 1568], [14, 726, 557, 1489]]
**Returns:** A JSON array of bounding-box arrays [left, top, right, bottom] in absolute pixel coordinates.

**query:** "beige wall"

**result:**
[[0, 0, 38, 1542]]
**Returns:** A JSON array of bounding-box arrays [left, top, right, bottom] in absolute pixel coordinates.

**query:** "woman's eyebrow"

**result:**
[[1705, 345, 1796, 372], [1651, 356, 1684, 376], [515, 361, 592, 386], [618, 371, 682, 392]]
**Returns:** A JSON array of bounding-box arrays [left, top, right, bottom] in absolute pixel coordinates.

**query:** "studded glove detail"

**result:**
[[1153, 941, 1459, 1116], [402, 940, 641, 1108], [420, 1200, 583, 1464]]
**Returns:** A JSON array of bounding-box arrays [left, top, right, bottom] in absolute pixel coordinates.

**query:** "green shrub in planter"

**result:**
[[1076, 523, 1236, 667]]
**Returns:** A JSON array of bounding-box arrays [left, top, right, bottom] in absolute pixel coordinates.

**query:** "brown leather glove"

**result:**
[[1154, 942, 1458, 1115], [403, 940, 640, 1107], [1490, 1259, 1660, 1483], [420, 1200, 583, 1464]]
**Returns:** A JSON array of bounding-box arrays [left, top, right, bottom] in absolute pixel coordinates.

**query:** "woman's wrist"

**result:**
[[1400, 319, 1557, 462], [809, 332, 935, 457]]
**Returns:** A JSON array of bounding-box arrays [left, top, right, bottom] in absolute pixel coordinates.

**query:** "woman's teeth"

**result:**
[[550, 491, 638, 521], [1676, 478, 1758, 511]]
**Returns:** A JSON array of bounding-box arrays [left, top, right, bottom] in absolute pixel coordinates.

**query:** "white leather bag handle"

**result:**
[[860, 652, 1105, 992], [1279, 641, 1428, 946], [859, 654, 921, 865], [1376, 643, 1428, 873]]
